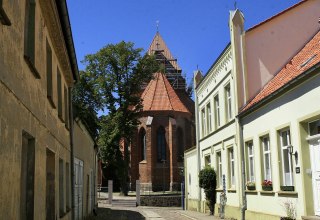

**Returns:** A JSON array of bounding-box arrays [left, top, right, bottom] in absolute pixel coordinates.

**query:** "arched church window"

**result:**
[[157, 126, 166, 162], [140, 128, 146, 161], [177, 127, 184, 162]]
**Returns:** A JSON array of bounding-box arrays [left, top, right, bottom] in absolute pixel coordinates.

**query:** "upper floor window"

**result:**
[[246, 141, 255, 182], [206, 103, 212, 133], [64, 86, 69, 128], [214, 95, 220, 128], [0, 0, 11, 25], [57, 69, 63, 121], [280, 130, 293, 186], [157, 126, 166, 162], [225, 84, 232, 121], [46, 40, 55, 108], [140, 128, 146, 161], [24, 0, 40, 78], [261, 136, 272, 181], [201, 108, 206, 137]]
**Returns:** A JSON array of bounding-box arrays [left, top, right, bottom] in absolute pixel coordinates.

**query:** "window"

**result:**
[[46, 40, 55, 107], [177, 127, 184, 162], [280, 130, 293, 186], [21, 132, 35, 220], [64, 86, 69, 128], [228, 147, 235, 187], [140, 128, 146, 161], [309, 119, 320, 136], [157, 126, 166, 162], [65, 162, 70, 210], [0, 0, 11, 25], [206, 103, 212, 133], [214, 95, 220, 128], [201, 108, 206, 137], [246, 141, 255, 182], [57, 69, 63, 120], [59, 159, 64, 217], [46, 149, 55, 219], [261, 136, 272, 181], [225, 84, 232, 121], [216, 151, 222, 188], [24, 0, 40, 78], [204, 155, 211, 167]]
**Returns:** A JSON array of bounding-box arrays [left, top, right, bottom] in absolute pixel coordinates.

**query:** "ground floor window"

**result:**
[[261, 136, 272, 181], [216, 151, 222, 188], [280, 129, 294, 186], [228, 147, 235, 187]]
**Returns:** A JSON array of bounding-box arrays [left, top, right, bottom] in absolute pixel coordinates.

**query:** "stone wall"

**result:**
[[140, 195, 182, 207]]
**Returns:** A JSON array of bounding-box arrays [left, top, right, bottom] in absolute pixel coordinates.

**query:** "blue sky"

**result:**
[[68, 0, 300, 84]]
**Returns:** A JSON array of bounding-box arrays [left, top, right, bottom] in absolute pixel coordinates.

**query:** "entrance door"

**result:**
[[74, 158, 84, 220], [308, 135, 320, 216]]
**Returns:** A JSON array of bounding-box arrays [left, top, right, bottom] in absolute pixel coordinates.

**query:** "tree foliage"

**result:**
[[82, 41, 159, 194], [199, 167, 217, 215]]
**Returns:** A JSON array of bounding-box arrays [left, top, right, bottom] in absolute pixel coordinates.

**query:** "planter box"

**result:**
[[280, 186, 294, 191], [262, 185, 273, 191], [247, 186, 256, 190]]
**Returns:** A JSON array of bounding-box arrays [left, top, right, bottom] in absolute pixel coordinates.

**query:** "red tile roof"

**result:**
[[141, 72, 192, 114], [241, 30, 320, 112], [148, 32, 181, 71]]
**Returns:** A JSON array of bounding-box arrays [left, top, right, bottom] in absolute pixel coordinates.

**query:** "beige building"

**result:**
[[0, 0, 97, 219], [185, 0, 320, 219]]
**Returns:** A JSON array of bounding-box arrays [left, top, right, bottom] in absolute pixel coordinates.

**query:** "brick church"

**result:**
[[129, 32, 195, 191]]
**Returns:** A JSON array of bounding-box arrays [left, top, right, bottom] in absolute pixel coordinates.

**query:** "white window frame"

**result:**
[[204, 154, 211, 167], [262, 136, 272, 181], [217, 151, 222, 188], [206, 103, 212, 133], [229, 147, 235, 187], [247, 141, 255, 182], [201, 108, 206, 137], [280, 130, 294, 186], [225, 84, 232, 121], [214, 95, 220, 128]]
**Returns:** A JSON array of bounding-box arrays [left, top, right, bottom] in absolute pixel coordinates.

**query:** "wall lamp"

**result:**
[[288, 145, 298, 165]]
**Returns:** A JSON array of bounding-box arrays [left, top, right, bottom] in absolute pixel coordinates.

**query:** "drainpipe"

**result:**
[[69, 87, 75, 220], [194, 84, 202, 212], [238, 117, 247, 220]]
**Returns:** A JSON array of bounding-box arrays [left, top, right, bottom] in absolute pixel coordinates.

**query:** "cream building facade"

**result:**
[[185, 0, 320, 219]]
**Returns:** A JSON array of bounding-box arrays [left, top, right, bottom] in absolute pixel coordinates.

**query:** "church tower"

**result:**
[[129, 32, 195, 191]]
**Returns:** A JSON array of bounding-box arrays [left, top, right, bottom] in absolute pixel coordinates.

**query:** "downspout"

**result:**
[[69, 87, 75, 220], [238, 116, 246, 220], [194, 84, 202, 212]]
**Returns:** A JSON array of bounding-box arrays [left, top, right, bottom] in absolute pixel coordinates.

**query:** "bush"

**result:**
[[199, 167, 217, 215]]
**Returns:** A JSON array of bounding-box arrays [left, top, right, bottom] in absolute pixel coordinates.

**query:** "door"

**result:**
[[309, 135, 320, 216], [74, 158, 84, 220]]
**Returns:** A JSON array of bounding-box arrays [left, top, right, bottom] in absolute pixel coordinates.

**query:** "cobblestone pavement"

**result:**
[[139, 207, 192, 220]]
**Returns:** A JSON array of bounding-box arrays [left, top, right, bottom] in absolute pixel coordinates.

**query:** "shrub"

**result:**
[[199, 167, 217, 215]]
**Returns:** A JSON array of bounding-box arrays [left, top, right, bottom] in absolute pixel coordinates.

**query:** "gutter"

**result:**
[[56, 0, 79, 82], [238, 117, 246, 220], [68, 87, 75, 220], [239, 61, 320, 118]]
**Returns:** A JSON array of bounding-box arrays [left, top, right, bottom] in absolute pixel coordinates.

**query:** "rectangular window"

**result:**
[[21, 132, 35, 220], [64, 86, 69, 128], [228, 147, 235, 187], [246, 141, 255, 182], [46, 149, 55, 220], [204, 155, 211, 167], [216, 151, 222, 188], [46, 40, 55, 108], [280, 130, 293, 186], [225, 84, 232, 121], [0, 0, 11, 25], [201, 108, 206, 137], [261, 136, 272, 181], [65, 162, 70, 210], [24, 0, 40, 78], [57, 69, 63, 120], [206, 103, 212, 133], [59, 159, 65, 217], [214, 95, 220, 128]]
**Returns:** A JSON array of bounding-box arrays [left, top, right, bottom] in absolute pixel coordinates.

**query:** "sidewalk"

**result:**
[[176, 209, 223, 220]]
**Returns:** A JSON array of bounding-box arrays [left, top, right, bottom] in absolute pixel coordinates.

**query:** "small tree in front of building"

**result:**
[[199, 166, 217, 215]]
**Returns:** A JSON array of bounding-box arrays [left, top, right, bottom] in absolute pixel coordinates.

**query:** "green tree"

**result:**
[[199, 167, 217, 215], [83, 41, 159, 195]]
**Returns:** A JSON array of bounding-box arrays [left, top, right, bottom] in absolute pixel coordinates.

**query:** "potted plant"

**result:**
[[280, 200, 296, 220], [280, 186, 295, 191], [246, 181, 256, 190], [262, 180, 273, 191]]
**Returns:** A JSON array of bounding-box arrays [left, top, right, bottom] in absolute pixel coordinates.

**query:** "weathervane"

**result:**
[[234, 1, 237, 10]]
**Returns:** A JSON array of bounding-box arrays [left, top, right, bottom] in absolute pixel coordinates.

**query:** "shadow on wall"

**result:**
[[86, 208, 145, 220]]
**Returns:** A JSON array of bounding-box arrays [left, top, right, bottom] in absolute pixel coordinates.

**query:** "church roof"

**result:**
[[141, 72, 192, 114], [241, 30, 320, 113], [148, 32, 181, 72]]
